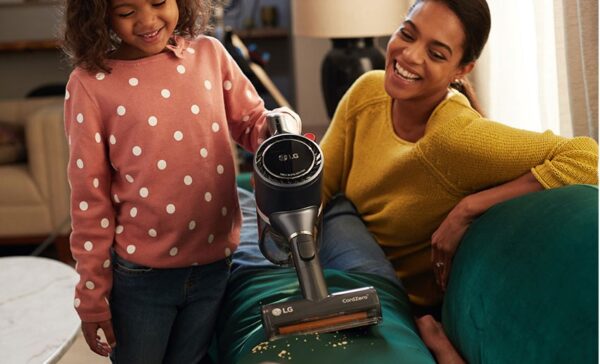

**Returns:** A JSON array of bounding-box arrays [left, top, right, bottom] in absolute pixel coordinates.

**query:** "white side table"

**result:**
[[0, 256, 80, 364]]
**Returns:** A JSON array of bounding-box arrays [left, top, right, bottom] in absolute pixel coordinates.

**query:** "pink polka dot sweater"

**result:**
[[64, 36, 271, 322]]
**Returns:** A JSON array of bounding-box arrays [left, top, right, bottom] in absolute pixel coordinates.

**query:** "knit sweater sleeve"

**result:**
[[209, 37, 268, 153], [320, 82, 351, 206], [420, 105, 599, 194], [64, 74, 114, 322]]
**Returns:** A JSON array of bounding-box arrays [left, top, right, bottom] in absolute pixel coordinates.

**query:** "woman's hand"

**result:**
[[431, 199, 473, 291], [81, 319, 116, 357]]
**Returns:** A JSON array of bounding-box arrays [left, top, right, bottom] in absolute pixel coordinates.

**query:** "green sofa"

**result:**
[[215, 184, 598, 363]]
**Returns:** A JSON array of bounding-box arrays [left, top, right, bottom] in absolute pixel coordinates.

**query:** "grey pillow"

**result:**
[[0, 122, 26, 165]]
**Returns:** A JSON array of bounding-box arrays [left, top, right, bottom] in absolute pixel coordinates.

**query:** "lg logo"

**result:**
[[271, 306, 294, 316]]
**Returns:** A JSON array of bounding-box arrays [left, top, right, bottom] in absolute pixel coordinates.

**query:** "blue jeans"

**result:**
[[232, 188, 401, 289], [110, 254, 230, 364]]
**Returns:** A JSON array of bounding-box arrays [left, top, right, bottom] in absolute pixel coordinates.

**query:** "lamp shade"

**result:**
[[292, 0, 408, 39]]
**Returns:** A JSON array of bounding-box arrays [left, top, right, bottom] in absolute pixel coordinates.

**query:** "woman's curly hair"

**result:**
[[61, 0, 213, 73]]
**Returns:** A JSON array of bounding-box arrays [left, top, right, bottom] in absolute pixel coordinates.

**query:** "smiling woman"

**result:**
[[319, 0, 598, 362]]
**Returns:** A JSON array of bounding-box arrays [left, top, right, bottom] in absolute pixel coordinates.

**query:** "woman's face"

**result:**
[[384, 1, 473, 103], [109, 0, 179, 60]]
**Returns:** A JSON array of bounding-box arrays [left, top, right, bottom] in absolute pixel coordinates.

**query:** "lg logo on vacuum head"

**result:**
[[271, 306, 294, 316]]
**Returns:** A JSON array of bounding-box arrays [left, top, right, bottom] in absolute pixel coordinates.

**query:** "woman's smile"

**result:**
[[393, 61, 422, 82]]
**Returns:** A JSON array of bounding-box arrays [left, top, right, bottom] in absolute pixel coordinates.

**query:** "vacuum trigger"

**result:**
[[297, 238, 315, 260]]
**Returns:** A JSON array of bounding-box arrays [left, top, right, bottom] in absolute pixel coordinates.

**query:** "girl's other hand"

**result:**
[[81, 319, 116, 357], [431, 199, 474, 291]]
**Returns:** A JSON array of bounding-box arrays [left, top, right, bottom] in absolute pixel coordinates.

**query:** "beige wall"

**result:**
[[0, 3, 70, 100]]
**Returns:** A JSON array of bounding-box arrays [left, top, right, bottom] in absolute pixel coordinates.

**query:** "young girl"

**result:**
[[319, 0, 597, 361], [62, 0, 300, 362]]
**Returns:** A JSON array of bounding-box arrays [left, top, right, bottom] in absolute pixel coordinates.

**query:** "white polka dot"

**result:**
[[169, 247, 178, 256], [117, 105, 126, 116], [148, 229, 157, 237], [114, 194, 120, 203], [191, 104, 200, 114], [245, 127, 250, 134], [217, 165, 224, 174], [245, 89, 252, 99], [177, 64, 186, 74], [148, 116, 158, 126], [200, 148, 208, 158], [242, 115, 250, 122], [186, 47, 195, 54], [223, 80, 232, 91], [130, 207, 138, 218], [139, 187, 149, 198], [173, 131, 183, 141], [188, 220, 196, 230], [126, 245, 136, 254], [166, 204, 176, 214], [76, 159, 84, 169], [116, 225, 124, 234], [74, 298, 81, 308], [96, 72, 105, 80], [157, 160, 167, 170], [161, 89, 171, 98], [76, 113, 84, 123], [204, 80, 212, 90], [225, 247, 231, 257], [192, 262, 199, 266], [101, 218, 110, 228], [93, 178, 99, 188], [65, 90, 70, 100], [103, 259, 111, 268], [85, 281, 95, 289], [128, 78, 138, 86], [109, 135, 116, 144], [94, 133, 101, 143], [208, 234, 214, 244], [211, 122, 220, 132], [205, 192, 212, 202], [104, 297, 109, 305], [79, 201, 89, 211], [84, 241, 93, 251], [221, 207, 227, 216], [125, 174, 134, 183], [257, 138, 264, 144], [184, 175, 193, 185], [132, 146, 142, 156]]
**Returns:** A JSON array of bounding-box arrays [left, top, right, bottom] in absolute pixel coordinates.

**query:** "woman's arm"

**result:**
[[431, 171, 543, 290]]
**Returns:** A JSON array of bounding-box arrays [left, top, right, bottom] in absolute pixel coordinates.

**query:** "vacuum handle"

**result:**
[[290, 234, 328, 302]]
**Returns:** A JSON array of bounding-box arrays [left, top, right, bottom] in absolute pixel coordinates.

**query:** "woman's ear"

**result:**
[[454, 61, 475, 79]]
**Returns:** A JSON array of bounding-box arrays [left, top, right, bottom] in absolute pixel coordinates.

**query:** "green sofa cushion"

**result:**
[[216, 268, 435, 364], [443, 185, 598, 363]]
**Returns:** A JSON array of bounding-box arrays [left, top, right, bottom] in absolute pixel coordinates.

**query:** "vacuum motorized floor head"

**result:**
[[253, 113, 382, 340]]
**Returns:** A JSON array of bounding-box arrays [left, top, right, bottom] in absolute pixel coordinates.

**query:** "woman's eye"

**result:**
[[399, 29, 414, 41], [118, 11, 134, 17], [430, 50, 446, 61], [152, 0, 166, 7]]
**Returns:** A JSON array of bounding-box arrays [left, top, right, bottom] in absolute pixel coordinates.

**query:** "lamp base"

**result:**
[[321, 38, 385, 118]]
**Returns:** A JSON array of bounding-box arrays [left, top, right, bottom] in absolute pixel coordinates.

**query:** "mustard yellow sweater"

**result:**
[[320, 71, 598, 306]]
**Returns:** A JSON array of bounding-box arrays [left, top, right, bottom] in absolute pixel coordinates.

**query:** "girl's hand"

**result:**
[[81, 319, 116, 357], [431, 200, 473, 291]]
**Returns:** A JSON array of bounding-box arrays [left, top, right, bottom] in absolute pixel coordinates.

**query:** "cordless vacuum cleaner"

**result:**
[[253, 113, 382, 341]]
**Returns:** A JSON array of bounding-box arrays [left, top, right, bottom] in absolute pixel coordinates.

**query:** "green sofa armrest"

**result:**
[[443, 185, 598, 363]]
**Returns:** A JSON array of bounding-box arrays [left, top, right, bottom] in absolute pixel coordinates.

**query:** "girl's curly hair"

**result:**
[[61, 0, 213, 73]]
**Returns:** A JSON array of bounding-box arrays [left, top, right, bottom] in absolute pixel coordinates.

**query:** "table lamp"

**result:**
[[292, 0, 407, 117]]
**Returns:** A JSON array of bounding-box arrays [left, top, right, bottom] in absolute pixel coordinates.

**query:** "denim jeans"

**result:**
[[110, 254, 230, 364], [233, 188, 401, 289]]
